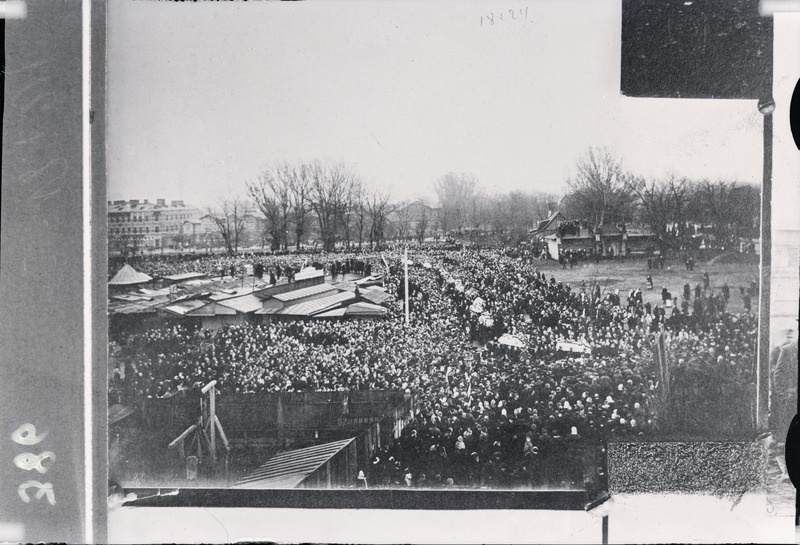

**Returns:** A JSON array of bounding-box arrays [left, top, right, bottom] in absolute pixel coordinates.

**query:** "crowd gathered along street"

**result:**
[[110, 247, 758, 488]]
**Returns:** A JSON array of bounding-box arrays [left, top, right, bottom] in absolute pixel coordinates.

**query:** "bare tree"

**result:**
[[338, 176, 361, 248], [415, 205, 429, 241], [366, 188, 394, 248], [247, 164, 292, 250], [395, 202, 413, 241], [206, 197, 248, 255], [690, 180, 759, 249], [353, 182, 370, 249], [488, 190, 543, 244], [564, 148, 636, 226], [308, 160, 357, 251], [434, 172, 479, 234], [288, 163, 311, 251]]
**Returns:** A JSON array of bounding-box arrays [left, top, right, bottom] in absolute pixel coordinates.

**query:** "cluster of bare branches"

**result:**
[[208, 160, 396, 253], [202, 147, 758, 255], [562, 147, 760, 251], [204, 197, 249, 255]]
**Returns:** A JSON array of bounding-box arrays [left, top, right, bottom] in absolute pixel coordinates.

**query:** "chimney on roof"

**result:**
[[114, 200, 125, 205], [171, 200, 184, 207], [107, 201, 111, 206], [143, 199, 149, 204], [157, 199, 166, 206], [129, 199, 139, 206]]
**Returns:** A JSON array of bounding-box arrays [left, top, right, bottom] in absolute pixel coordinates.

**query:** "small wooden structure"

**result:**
[[168, 380, 231, 483]]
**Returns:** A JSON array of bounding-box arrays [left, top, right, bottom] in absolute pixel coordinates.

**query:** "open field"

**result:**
[[531, 253, 758, 315]]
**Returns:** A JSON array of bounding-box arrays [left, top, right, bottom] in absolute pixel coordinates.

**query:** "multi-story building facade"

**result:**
[[108, 199, 202, 254]]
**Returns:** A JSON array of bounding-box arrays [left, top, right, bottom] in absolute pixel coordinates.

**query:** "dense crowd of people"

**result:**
[[109, 246, 759, 489], [109, 252, 376, 283]]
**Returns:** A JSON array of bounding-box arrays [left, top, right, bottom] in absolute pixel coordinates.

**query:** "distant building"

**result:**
[[543, 223, 655, 260], [390, 201, 442, 240], [108, 199, 201, 254], [196, 210, 267, 252], [531, 211, 569, 239]]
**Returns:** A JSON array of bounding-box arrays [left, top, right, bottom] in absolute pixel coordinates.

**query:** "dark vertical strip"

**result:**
[[0, 2, 84, 541], [1, 16, 4, 275], [759, 112, 773, 431], [91, 0, 109, 542], [602, 514, 609, 545]]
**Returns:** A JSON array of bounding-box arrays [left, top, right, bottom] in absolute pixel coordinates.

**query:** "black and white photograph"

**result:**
[[6, 0, 792, 542]]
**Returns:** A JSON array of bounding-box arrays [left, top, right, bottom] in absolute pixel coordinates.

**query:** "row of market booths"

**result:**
[[108, 264, 392, 338]]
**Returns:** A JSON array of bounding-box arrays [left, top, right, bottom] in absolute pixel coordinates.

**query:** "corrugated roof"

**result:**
[[109, 264, 153, 285], [186, 301, 237, 317], [314, 308, 348, 317], [272, 283, 337, 302], [209, 285, 257, 301], [233, 438, 354, 489], [108, 300, 160, 315], [332, 280, 358, 292], [217, 294, 264, 314], [162, 299, 209, 316], [360, 289, 391, 305], [280, 291, 355, 316], [163, 272, 208, 282], [138, 287, 172, 296], [345, 302, 388, 316]]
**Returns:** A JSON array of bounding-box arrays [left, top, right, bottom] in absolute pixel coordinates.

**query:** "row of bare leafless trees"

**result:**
[[562, 147, 761, 252], [203, 150, 760, 255], [205, 160, 396, 254]]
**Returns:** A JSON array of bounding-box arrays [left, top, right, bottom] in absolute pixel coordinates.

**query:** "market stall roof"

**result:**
[[233, 438, 355, 489], [360, 289, 391, 305], [313, 307, 348, 318], [108, 264, 153, 285], [217, 294, 264, 314], [162, 272, 208, 283], [209, 285, 258, 301], [345, 302, 388, 317], [162, 299, 210, 316], [272, 283, 337, 303], [108, 299, 161, 315], [280, 291, 355, 316]]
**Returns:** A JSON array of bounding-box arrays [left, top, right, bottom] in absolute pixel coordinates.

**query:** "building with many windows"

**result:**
[[108, 199, 202, 254]]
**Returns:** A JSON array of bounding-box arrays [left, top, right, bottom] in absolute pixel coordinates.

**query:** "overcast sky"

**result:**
[[107, 0, 764, 209]]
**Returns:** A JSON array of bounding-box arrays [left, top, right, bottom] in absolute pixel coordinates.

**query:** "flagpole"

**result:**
[[404, 246, 410, 326]]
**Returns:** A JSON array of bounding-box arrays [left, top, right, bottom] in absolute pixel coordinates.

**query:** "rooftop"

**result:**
[[108, 199, 199, 213]]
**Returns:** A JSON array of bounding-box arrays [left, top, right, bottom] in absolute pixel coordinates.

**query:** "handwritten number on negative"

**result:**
[[17, 481, 56, 506], [14, 451, 56, 474], [11, 424, 56, 506], [11, 423, 47, 446]]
